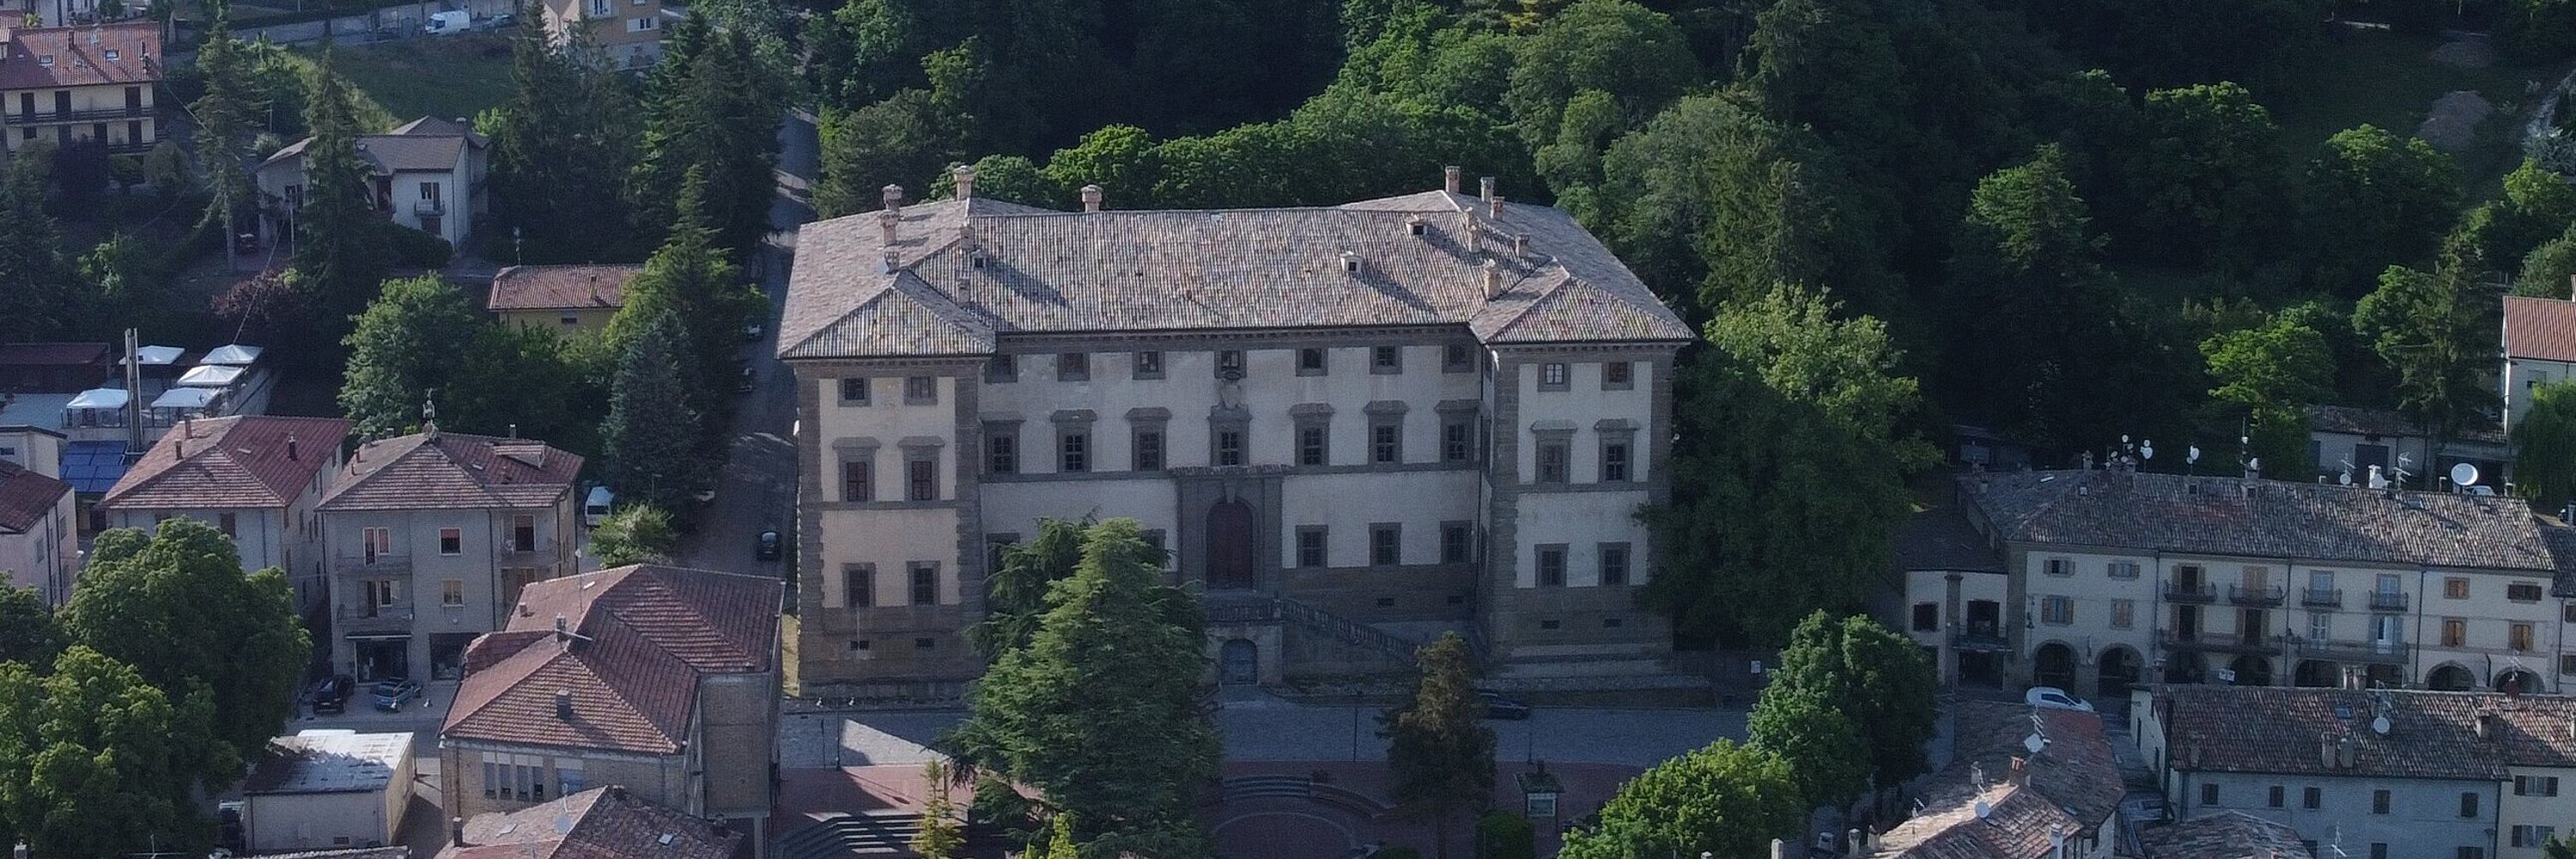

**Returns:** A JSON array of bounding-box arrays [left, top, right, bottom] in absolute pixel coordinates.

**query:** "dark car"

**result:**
[[1478, 689, 1531, 720], [308, 674, 355, 714], [755, 529, 781, 561], [372, 679, 422, 711]]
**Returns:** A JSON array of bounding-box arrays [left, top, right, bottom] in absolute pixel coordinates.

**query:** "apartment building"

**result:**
[[439, 564, 780, 856], [538, 0, 663, 70], [317, 429, 580, 683], [486, 264, 637, 334], [1928, 468, 2575, 698], [2139, 685, 2576, 859], [96, 415, 353, 612], [2505, 295, 2576, 436], [0, 20, 156, 155], [777, 168, 1691, 700], [1896, 505, 2010, 686], [1867, 701, 2126, 859], [0, 456, 72, 605], [258, 116, 488, 249]]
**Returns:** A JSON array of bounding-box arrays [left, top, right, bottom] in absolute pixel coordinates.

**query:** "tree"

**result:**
[[605, 174, 756, 436], [2354, 228, 2504, 460], [339, 276, 484, 440], [948, 519, 1217, 856], [1759, 612, 1939, 799], [910, 759, 966, 859], [599, 311, 705, 511], [814, 90, 956, 219], [2300, 125, 2460, 295], [2518, 381, 2576, 512], [1940, 144, 2131, 452], [486, 0, 642, 264], [290, 48, 390, 325], [58, 519, 307, 783], [1746, 683, 1867, 812], [1380, 632, 1495, 859], [1036, 813, 1078, 859], [631, 20, 784, 254], [0, 162, 78, 338], [0, 646, 227, 858], [444, 321, 605, 456], [1501, 0, 1699, 195], [2128, 82, 2289, 274], [588, 505, 679, 567], [191, 1, 255, 271], [2202, 314, 2336, 476], [0, 585, 54, 668], [1556, 740, 1802, 859], [2521, 224, 2576, 299], [2489, 159, 2576, 266]]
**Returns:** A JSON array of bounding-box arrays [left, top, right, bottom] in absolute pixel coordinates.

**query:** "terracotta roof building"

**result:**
[[256, 115, 487, 251], [2506, 295, 2576, 437], [318, 430, 582, 686], [0, 21, 160, 155], [779, 169, 1693, 700], [440, 785, 747, 859], [0, 340, 109, 391], [0, 456, 73, 604], [2137, 811, 2312, 859], [488, 264, 641, 335], [439, 565, 781, 852], [96, 415, 350, 610], [1868, 702, 2126, 859]]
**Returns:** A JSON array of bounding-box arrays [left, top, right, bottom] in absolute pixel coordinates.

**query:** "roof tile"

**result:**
[[1966, 470, 2555, 571], [442, 786, 743, 859], [2506, 295, 2576, 363], [319, 430, 580, 512], [0, 458, 68, 533], [2162, 686, 2576, 781], [489, 265, 641, 312], [0, 22, 158, 90], [100, 415, 351, 509]]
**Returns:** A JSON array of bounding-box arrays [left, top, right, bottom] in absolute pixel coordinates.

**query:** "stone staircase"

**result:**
[[775, 813, 922, 859], [1207, 774, 1393, 820], [1275, 597, 1422, 661]]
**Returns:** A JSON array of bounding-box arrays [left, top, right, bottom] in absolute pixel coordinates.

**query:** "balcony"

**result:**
[[1950, 630, 2011, 652], [2289, 636, 2410, 665], [414, 198, 446, 216], [2368, 591, 2410, 612], [2160, 630, 2279, 655], [2300, 588, 2343, 608], [12, 106, 146, 125], [2228, 584, 2287, 606], [2165, 581, 2217, 603], [337, 605, 414, 634], [336, 552, 411, 576], [498, 537, 559, 564]]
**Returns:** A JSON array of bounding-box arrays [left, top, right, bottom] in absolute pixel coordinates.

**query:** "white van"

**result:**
[[583, 485, 613, 527], [423, 10, 471, 34]]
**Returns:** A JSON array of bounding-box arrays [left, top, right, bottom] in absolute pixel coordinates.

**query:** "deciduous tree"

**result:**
[[0, 585, 54, 668], [2301, 125, 2459, 295], [1747, 684, 1867, 812], [486, 0, 642, 264], [587, 505, 678, 567], [2517, 381, 2576, 512], [1762, 613, 1938, 801], [2519, 225, 2576, 299], [2202, 314, 2336, 476], [0, 646, 227, 858], [1556, 740, 1802, 859], [1381, 632, 1494, 859], [2128, 82, 2289, 274], [340, 276, 484, 440], [2355, 228, 2505, 461]]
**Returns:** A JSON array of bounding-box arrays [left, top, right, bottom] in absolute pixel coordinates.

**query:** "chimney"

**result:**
[[2320, 736, 2336, 769], [2477, 712, 2494, 740], [2008, 755, 2028, 787], [1461, 211, 1480, 255], [878, 208, 898, 248], [1443, 166, 1461, 194], [1478, 176, 1495, 203], [1848, 829, 1866, 857], [450, 817, 465, 847], [1080, 184, 1103, 212], [881, 183, 903, 211], [711, 816, 731, 838], [1511, 235, 1528, 256], [507, 423, 519, 439], [554, 612, 568, 648], [1771, 839, 1788, 859], [287, 434, 299, 460], [1481, 259, 1503, 299], [951, 164, 975, 199], [1488, 193, 1504, 219], [2338, 735, 2358, 769], [555, 688, 574, 721]]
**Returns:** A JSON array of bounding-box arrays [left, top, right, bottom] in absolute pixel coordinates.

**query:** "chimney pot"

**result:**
[[1080, 184, 1103, 212], [2008, 755, 2028, 786], [878, 208, 899, 248], [1511, 235, 1528, 256], [287, 434, 299, 460], [951, 164, 975, 199], [1443, 166, 1461, 194], [1848, 829, 1866, 857], [1488, 193, 1504, 219], [881, 184, 903, 210], [1481, 259, 1503, 299], [450, 817, 465, 847], [555, 688, 574, 721], [1771, 839, 1788, 859], [1478, 176, 1495, 202]]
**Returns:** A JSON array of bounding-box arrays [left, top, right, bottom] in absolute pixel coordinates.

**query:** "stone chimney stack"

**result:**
[[1488, 193, 1504, 219], [287, 434, 299, 460], [555, 689, 574, 721], [881, 183, 903, 211], [1478, 176, 1495, 203], [951, 164, 975, 199], [878, 208, 898, 248], [1443, 166, 1461, 194], [1481, 259, 1503, 299], [1770, 839, 1788, 859], [2008, 755, 2029, 786], [450, 817, 465, 847], [1081, 184, 1104, 212]]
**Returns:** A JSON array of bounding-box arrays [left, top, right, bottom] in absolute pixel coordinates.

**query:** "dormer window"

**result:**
[[102, 49, 118, 60], [37, 55, 52, 66]]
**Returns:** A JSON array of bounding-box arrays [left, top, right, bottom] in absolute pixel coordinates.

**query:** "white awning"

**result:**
[[178, 364, 246, 387], [118, 345, 184, 367], [64, 388, 129, 410], [200, 344, 264, 366], [149, 387, 220, 410]]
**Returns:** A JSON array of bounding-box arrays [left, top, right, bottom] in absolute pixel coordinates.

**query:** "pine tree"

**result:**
[[0, 163, 76, 338], [1381, 632, 1494, 859], [191, 1, 254, 271], [600, 311, 705, 510], [909, 759, 966, 859], [631, 18, 781, 254], [606, 171, 754, 439], [489, 0, 641, 264], [289, 48, 388, 324]]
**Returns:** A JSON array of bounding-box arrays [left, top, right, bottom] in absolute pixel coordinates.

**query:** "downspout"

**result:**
[[2416, 564, 2432, 684]]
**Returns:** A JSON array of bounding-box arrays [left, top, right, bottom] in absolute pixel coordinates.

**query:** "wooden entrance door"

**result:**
[[1206, 498, 1254, 590]]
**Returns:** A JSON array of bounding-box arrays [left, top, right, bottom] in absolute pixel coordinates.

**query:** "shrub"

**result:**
[[1475, 811, 1534, 859], [381, 221, 453, 268]]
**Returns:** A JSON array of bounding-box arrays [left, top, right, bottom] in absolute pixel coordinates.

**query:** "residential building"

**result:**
[[0, 340, 108, 391], [0, 21, 156, 155], [238, 730, 416, 853], [97, 415, 353, 612], [2137, 811, 2314, 859], [486, 264, 638, 334], [2506, 295, 2576, 436], [1866, 701, 2125, 859], [776, 169, 1691, 700], [258, 116, 488, 249], [2137, 685, 2576, 859], [538, 0, 664, 70], [0, 423, 63, 476], [1895, 504, 2009, 687], [317, 429, 580, 683], [1935, 467, 2575, 698], [438, 564, 780, 855], [0, 455, 72, 604], [2307, 404, 2507, 493], [438, 785, 747, 859]]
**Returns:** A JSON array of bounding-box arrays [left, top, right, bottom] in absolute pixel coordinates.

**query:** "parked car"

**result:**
[[308, 674, 355, 714], [372, 679, 422, 711], [2025, 685, 2094, 712], [1478, 689, 1532, 720], [422, 9, 470, 34], [755, 529, 781, 561]]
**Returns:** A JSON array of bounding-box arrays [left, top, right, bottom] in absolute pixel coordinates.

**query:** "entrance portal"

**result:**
[[1220, 638, 1258, 685], [1206, 499, 1255, 590], [2033, 643, 2076, 690]]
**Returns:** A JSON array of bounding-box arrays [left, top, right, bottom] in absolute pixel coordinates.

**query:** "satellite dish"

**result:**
[[2452, 462, 2480, 488], [2372, 715, 2391, 735], [2141, 440, 2155, 460], [2188, 445, 2201, 465], [1974, 801, 1993, 819], [2339, 472, 2354, 486], [2024, 733, 2047, 754]]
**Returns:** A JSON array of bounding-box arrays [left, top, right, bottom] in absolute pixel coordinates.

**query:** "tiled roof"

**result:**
[[2161, 686, 2576, 781], [2306, 404, 2504, 445], [0, 342, 107, 366], [2139, 811, 2312, 859], [267, 848, 410, 859], [441, 786, 743, 859], [489, 265, 640, 311], [442, 565, 781, 755], [264, 116, 481, 175], [100, 415, 351, 509], [1870, 703, 2123, 859], [1965, 470, 2556, 571], [777, 188, 1692, 359], [1896, 505, 2003, 573], [0, 457, 68, 533], [0, 22, 159, 90], [2546, 526, 2576, 597], [2506, 295, 2576, 362], [319, 430, 580, 512]]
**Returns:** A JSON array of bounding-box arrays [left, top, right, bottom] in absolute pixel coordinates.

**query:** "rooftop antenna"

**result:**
[[2185, 444, 2200, 476], [2451, 462, 2480, 493], [2339, 460, 2357, 487], [2391, 454, 2415, 490]]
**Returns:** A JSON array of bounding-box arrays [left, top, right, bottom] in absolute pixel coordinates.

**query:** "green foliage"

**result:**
[[0, 162, 78, 339], [605, 175, 756, 440], [191, 3, 256, 257], [2020, 0, 2327, 98], [0, 646, 226, 858], [633, 18, 785, 254], [2488, 160, 2576, 266], [487, 2, 642, 265], [2518, 381, 2576, 511], [1556, 740, 1803, 859], [2202, 313, 2336, 475], [0, 585, 55, 669], [59, 519, 309, 784], [1382, 632, 1495, 859], [910, 759, 967, 859], [949, 519, 1217, 856], [291, 48, 392, 326], [1502, 0, 1700, 190], [1037, 813, 1078, 859], [384, 222, 455, 269], [600, 311, 706, 510], [2354, 226, 2506, 451], [1747, 684, 1867, 811], [815, 90, 955, 219], [1761, 612, 1939, 796], [588, 505, 679, 567], [2301, 125, 2459, 295], [2520, 225, 2576, 298], [2129, 82, 2289, 274], [340, 276, 485, 439], [1473, 811, 1534, 859], [441, 321, 606, 456], [968, 516, 1162, 659]]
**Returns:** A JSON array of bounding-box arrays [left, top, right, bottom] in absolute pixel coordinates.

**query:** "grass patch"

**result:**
[[2270, 27, 2556, 192], [312, 34, 517, 125]]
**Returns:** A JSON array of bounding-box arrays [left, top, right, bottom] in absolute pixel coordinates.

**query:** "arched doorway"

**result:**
[[2096, 647, 2141, 699], [2497, 668, 2543, 695], [2227, 655, 2273, 686], [2427, 664, 2476, 691], [1219, 638, 1258, 685], [2294, 660, 2342, 688], [2165, 652, 2207, 685], [1205, 499, 1255, 590], [2033, 643, 2076, 690]]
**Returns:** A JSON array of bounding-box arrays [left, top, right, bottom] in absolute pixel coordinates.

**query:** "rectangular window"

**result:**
[[363, 527, 392, 558], [1217, 350, 1244, 377], [1441, 522, 1473, 564], [1371, 345, 1402, 374], [1298, 425, 1327, 466], [1133, 430, 1164, 471], [2373, 789, 2391, 813], [2109, 561, 2141, 579], [2460, 849, 2484, 859], [1599, 543, 1630, 587], [1297, 527, 1327, 568], [985, 355, 1017, 383], [2039, 595, 2073, 624], [1443, 420, 1473, 462], [556, 759, 585, 795], [2268, 785, 2284, 807], [1536, 442, 1569, 483], [2044, 557, 2073, 576], [1601, 361, 1632, 390], [1370, 523, 1401, 566], [2370, 846, 2387, 859], [2444, 618, 2467, 648], [2446, 576, 2470, 599], [2310, 612, 2331, 641], [2460, 791, 2479, 818], [1536, 545, 1567, 587], [442, 579, 465, 606], [987, 432, 1018, 474], [2513, 622, 2535, 652], [1600, 442, 1630, 482], [1912, 603, 1940, 631], [1060, 431, 1089, 472], [1443, 344, 1473, 373], [903, 376, 937, 405], [839, 377, 871, 405], [2202, 783, 2219, 807], [909, 563, 938, 606], [2516, 826, 2560, 848], [842, 564, 873, 608], [1057, 352, 1089, 381], [1216, 430, 1244, 466], [907, 458, 937, 502], [1371, 423, 1401, 464], [2111, 599, 2135, 629], [1297, 347, 1328, 375], [2510, 582, 2545, 602], [218, 511, 238, 536], [2303, 786, 2320, 809], [1539, 362, 1569, 390], [1133, 350, 1163, 380], [841, 459, 873, 502], [439, 527, 462, 555]]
